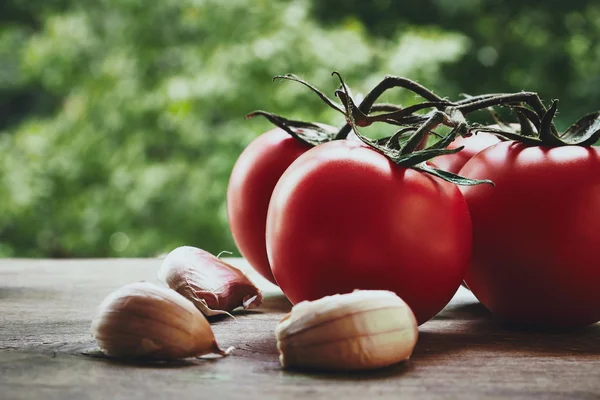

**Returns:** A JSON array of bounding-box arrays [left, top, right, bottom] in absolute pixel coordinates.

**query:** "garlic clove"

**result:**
[[91, 281, 233, 360], [158, 246, 263, 317], [275, 290, 418, 371]]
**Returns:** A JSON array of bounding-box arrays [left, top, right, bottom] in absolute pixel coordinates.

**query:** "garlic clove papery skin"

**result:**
[[92, 282, 232, 360], [275, 290, 418, 371], [158, 246, 263, 316]]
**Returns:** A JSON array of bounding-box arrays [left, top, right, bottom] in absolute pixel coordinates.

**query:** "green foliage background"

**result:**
[[1, 0, 599, 257]]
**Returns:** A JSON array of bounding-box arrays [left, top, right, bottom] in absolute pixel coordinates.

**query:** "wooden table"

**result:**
[[1, 258, 599, 400]]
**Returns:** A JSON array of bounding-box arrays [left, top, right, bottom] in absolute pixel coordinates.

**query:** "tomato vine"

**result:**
[[246, 71, 600, 186]]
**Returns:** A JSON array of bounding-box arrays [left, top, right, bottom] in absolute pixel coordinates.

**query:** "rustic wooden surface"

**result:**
[[0, 258, 599, 400]]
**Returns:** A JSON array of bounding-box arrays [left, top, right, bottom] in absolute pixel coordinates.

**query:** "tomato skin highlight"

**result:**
[[266, 140, 472, 325], [227, 128, 311, 284], [460, 141, 600, 327], [433, 132, 501, 173]]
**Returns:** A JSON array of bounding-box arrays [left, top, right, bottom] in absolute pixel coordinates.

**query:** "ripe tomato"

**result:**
[[227, 128, 311, 284], [459, 141, 600, 327], [266, 140, 472, 325], [433, 132, 501, 173]]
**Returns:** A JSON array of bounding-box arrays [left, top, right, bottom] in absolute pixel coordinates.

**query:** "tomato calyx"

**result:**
[[469, 100, 600, 147], [245, 111, 338, 147], [324, 73, 600, 148], [332, 73, 494, 186], [269, 71, 600, 149], [274, 73, 441, 139], [244, 106, 402, 147], [246, 75, 406, 147]]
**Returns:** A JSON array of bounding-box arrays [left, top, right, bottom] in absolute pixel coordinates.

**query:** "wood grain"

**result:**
[[0, 258, 599, 400]]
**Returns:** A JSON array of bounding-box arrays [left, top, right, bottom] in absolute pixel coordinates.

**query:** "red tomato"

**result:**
[[266, 140, 472, 325], [433, 132, 501, 173], [227, 128, 311, 284], [459, 141, 600, 327]]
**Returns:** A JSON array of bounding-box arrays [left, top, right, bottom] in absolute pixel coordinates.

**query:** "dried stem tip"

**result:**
[[158, 246, 263, 317]]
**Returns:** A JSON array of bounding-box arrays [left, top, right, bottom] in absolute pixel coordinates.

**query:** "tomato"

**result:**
[[227, 128, 311, 284], [433, 132, 501, 173], [459, 141, 600, 327], [266, 140, 472, 325]]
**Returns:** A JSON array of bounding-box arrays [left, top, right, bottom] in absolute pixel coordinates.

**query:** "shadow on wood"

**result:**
[[415, 322, 600, 359], [82, 349, 230, 369], [282, 359, 414, 381]]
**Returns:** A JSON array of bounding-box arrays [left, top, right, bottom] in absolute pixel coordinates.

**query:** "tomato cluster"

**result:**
[[227, 73, 600, 327]]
